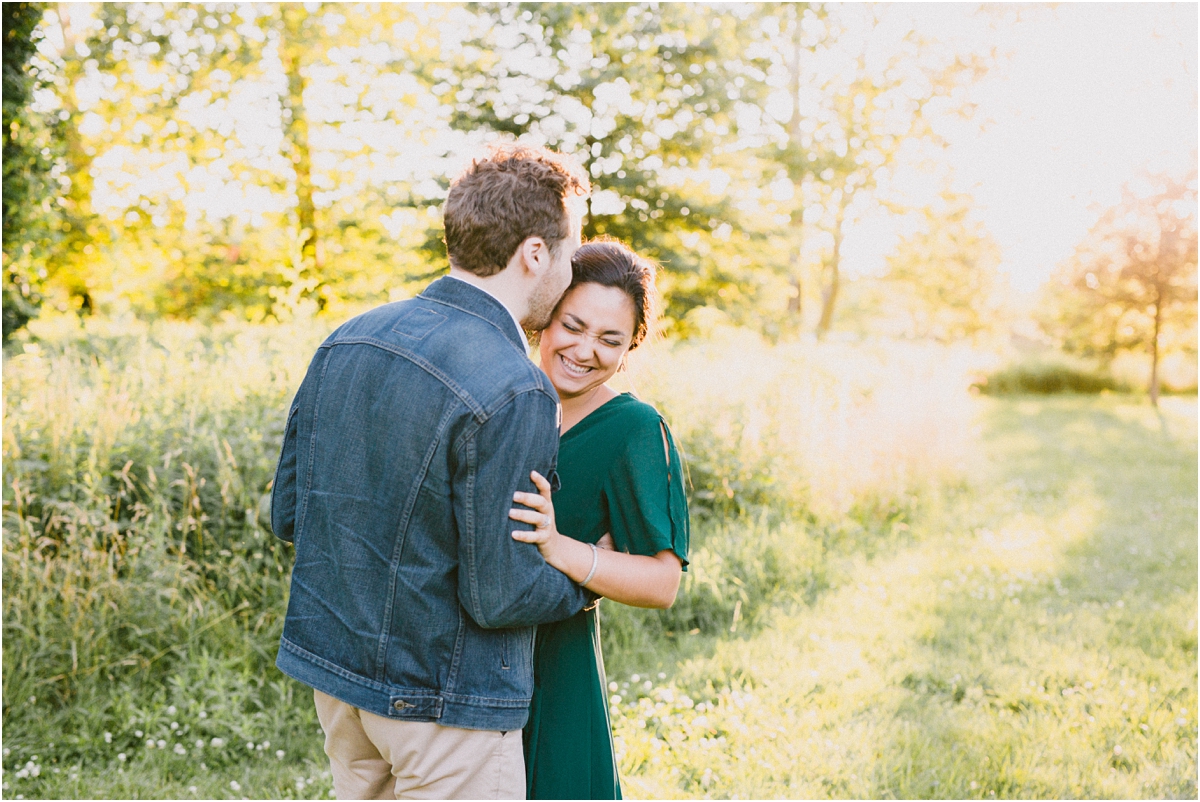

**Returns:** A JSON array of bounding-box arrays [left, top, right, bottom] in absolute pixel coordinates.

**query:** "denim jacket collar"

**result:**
[[421, 276, 528, 355]]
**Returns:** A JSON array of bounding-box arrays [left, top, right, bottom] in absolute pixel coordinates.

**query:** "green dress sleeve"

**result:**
[[602, 405, 690, 569]]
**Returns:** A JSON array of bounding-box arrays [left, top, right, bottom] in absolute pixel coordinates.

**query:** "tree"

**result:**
[[3, 2, 52, 339], [439, 2, 770, 325], [882, 192, 1005, 342], [1040, 172, 1198, 405], [754, 4, 989, 338]]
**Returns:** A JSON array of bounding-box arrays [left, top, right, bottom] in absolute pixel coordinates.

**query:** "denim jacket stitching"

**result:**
[[373, 402, 458, 683], [295, 352, 332, 544], [323, 336, 486, 421]]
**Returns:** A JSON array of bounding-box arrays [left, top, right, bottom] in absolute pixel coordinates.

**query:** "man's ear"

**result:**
[[518, 236, 550, 277]]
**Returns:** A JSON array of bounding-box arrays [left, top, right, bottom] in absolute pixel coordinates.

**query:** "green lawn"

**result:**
[[612, 396, 1197, 799], [5, 396, 1195, 799]]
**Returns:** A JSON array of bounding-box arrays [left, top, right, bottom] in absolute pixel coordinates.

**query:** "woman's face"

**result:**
[[539, 282, 636, 401]]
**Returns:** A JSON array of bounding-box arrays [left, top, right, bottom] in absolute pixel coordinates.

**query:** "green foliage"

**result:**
[[3, 2, 52, 339], [1038, 172, 1198, 402], [883, 192, 1008, 342], [974, 355, 1128, 395]]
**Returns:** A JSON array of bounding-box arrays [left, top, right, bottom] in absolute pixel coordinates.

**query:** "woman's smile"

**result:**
[[559, 354, 595, 377]]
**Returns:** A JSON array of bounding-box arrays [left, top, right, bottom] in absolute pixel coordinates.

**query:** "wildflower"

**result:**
[[246, 742, 255, 751], [1113, 745, 1123, 756], [188, 787, 198, 794], [117, 754, 127, 762], [1177, 717, 1188, 726], [195, 740, 205, 749], [2, 748, 7, 756], [104, 732, 112, 744], [28, 696, 36, 704], [658, 672, 666, 679], [643, 680, 653, 691], [170, 722, 179, 730], [16, 770, 28, 780], [146, 740, 156, 749], [167, 706, 177, 715], [262, 741, 270, 749], [174, 744, 187, 756], [610, 694, 622, 705], [608, 682, 618, 692], [276, 750, 285, 759], [157, 740, 167, 749], [199, 711, 207, 719], [230, 780, 241, 791], [135, 730, 143, 738], [210, 738, 225, 748], [631, 674, 640, 683]]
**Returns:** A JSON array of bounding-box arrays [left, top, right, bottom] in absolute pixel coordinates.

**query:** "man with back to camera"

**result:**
[[270, 143, 593, 799]]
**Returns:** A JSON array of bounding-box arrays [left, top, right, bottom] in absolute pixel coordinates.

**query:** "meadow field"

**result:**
[[2, 316, 1195, 799]]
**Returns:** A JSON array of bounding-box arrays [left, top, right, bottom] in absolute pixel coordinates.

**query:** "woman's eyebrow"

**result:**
[[564, 312, 628, 338]]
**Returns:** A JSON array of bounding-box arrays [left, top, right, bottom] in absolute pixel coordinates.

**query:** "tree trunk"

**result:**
[[815, 207, 845, 340], [279, 5, 319, 274], [784, 8, 805, 329], [1149, 296, 1162, 407]]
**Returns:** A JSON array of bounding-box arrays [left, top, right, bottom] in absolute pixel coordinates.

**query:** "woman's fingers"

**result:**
[[529, 470, 552, 496], [512, 490, 547, 511], [508, 508, 546, 525]]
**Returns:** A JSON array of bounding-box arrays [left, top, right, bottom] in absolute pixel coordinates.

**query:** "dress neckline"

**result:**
[[560, 392, 635, 442]]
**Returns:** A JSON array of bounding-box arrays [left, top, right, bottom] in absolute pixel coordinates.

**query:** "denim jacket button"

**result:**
[[393, 700, 412, 711]]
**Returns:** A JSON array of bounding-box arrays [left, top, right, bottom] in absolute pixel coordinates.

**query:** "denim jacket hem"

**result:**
[[277, 637, 531, 731]]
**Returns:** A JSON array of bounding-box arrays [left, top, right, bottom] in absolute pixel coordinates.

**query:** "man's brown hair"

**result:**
[[443, 143, 590, 277]]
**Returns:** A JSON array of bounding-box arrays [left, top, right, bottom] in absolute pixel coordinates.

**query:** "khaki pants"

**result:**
[[314, 690, 525, 800]]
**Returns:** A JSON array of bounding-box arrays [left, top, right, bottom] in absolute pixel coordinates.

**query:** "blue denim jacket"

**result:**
[[271, 277, 588, 731]]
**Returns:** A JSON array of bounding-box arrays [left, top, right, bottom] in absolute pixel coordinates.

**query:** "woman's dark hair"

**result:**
[[567, 238, 659, 349]]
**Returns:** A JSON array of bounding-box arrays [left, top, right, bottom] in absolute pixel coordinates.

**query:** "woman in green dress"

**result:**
[[509, 239, 690, 800]]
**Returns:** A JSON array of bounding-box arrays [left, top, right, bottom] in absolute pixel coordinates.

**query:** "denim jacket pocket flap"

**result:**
[[387, 693, 444, 719], [391, 307, 447, 340]]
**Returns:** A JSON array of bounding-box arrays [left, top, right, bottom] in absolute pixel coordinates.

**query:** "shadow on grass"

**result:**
[[879, 397, 1197, 799]]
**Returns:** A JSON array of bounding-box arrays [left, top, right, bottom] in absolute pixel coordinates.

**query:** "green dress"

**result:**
[[524, 393, 690, 800]]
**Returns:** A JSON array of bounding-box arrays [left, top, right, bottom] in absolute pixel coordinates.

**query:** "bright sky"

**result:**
[[941, 3, 1197, 294]]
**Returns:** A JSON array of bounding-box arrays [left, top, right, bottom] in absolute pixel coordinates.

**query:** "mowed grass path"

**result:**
[[621, 396, 1197, 799]]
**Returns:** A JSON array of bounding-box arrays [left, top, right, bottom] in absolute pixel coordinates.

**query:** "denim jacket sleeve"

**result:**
[[454, 389, 589, 629], [270, 402, 300, 543]]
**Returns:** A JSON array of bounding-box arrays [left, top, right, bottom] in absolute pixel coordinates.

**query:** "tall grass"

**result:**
[[3, 314, 981, 797]]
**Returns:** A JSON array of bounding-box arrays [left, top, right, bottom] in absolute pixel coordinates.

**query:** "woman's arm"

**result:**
[[510, 471, 683, 609]]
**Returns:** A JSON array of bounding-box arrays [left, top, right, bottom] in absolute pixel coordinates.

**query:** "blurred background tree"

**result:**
[[1039, 172, 1198, 405], [2, 2, 1192, 366], [3, 1, 54, 339]]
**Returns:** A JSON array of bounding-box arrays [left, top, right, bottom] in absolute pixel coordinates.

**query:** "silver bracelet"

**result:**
[[580, 542, 599, 587]]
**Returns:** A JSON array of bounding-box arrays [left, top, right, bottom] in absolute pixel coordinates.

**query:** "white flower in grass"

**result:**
[[167, 706, 177, 715], [156, 740, 167, 749], [229, 780, 241, 791], [275, 750, 285, 759], [134, 730, 143, 738], [117, 753, 127, 762], [198, 711, 207, 719], [174, 744, 187, 755], [170, 722, 179, 731], [195, 740, 205, 749], [188, 786, 197, 794], [210, 738, 225, 748], [104, 732, 112, 743], [246, 742, 255, 751], [146, 740, 155, 749]]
